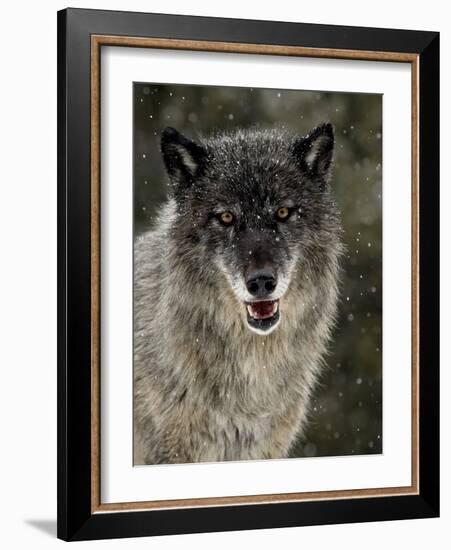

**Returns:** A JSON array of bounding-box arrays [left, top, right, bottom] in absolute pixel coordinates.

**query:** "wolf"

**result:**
[[134, 123, 343, 464]]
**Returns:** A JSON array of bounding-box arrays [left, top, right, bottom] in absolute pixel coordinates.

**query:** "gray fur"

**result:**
[[134, 124, 343, 464]]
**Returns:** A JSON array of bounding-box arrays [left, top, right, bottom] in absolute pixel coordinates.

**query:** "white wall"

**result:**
[[0, 1, 448, 548]]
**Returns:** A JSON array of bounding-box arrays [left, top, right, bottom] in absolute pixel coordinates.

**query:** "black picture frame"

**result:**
[[57, 7, 439, 541]]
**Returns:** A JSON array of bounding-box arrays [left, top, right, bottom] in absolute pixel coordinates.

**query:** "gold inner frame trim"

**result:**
[[90, 34, 420, 514]]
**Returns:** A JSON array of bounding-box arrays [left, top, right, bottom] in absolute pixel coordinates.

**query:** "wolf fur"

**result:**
[[134, 123, 342, 464]]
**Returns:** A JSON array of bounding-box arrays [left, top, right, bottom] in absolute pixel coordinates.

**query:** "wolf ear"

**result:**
[[293, 122, 335, 181], [161, 127, 208, 188]]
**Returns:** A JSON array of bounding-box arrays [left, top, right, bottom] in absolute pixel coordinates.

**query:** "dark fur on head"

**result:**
[[134, 124, 343, 464]]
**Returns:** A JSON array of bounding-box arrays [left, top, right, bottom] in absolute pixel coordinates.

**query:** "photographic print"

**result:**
[[133, 83, 382, 465], [58, 10, 439, 540]]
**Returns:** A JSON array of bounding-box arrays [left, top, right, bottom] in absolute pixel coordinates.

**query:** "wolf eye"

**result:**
[[276, 207, 290, 221], [218, 211, 234, 225]]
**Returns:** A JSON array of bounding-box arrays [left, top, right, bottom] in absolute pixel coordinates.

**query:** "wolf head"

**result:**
[[160, 124, 340, 336]]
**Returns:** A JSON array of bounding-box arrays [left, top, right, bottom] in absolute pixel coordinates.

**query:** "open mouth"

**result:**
[[245, 300, 280, 334]]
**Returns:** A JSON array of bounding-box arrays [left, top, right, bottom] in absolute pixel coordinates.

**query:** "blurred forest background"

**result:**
[[133, 82, 382, 458]]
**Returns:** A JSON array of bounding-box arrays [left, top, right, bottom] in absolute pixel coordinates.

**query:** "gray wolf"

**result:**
[[134, 123, 342, 464]]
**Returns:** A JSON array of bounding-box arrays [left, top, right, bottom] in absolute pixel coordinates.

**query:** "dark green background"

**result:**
[[134, 82, 383, 458]]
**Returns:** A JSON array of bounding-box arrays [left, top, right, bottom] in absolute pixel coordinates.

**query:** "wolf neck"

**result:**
[[158, 241, 323, 417]]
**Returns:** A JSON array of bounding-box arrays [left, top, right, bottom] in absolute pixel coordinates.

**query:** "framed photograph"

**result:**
[[57, 8, 439, 541]]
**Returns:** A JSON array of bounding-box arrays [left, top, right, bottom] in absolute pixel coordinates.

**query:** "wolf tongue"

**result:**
[[250, 301, 274, 319]]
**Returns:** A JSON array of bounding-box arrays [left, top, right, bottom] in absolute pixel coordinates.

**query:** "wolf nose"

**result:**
[[246, 269, 277, 297]]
